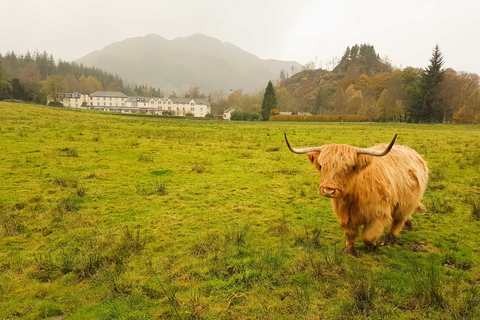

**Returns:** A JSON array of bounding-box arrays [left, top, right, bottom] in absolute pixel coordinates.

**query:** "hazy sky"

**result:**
[[1, 0, 479, 75]]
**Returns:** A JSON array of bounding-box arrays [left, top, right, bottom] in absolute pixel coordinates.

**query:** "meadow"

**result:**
[[0, 102, 479, 319]]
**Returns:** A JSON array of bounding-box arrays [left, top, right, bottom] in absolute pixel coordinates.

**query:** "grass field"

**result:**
[[0, 102, 479, 319]]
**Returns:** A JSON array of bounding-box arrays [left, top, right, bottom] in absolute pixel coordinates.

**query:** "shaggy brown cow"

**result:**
[[285, 133, 428, 255]]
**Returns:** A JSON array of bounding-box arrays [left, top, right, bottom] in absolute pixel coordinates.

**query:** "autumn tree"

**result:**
[[42, 75, 65, 104], [78, 75, 103, 94], [450, 71, 480, 123], [261, 81, 277, 121], [186, 87, 206, 99], [276, 87, 301, 113]]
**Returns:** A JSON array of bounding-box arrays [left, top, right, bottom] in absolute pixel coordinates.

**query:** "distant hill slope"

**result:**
[[278, 44, 392, 114], [75, 33, 302, 94]]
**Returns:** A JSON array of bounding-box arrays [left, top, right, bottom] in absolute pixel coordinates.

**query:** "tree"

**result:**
[[423, 44, 445, 122], [261, 81, 277, 121], [42, 75, 65, 104], [313, 87, 335, 114], [403, 67, 423, 122], [408, 44, 445, 122], [0, 61, 12, 100]]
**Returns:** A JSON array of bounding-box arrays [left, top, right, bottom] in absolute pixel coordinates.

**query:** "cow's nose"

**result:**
[[321, 187, 336, 196]]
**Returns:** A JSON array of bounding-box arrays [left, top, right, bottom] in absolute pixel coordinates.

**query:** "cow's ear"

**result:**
[[356, 154, 372, 170], [307, 152, 320, 165]]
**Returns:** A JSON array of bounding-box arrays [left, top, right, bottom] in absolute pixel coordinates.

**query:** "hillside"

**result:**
[[75, 33, 302, 94], [278, 44, 394, 115]]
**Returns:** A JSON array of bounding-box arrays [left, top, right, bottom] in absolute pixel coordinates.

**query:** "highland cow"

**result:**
[[285, 133, 428, 255]]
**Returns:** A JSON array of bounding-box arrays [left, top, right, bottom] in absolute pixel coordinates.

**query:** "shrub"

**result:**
[[185, 112, 194, 117], [205, 113, 214, 118], [48, 101, 64, 108], [269, 114, 365, 122], [230, 111, 261, 121]]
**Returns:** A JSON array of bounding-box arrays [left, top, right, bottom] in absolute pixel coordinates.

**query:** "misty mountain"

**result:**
[[75, 33, 302, 94]]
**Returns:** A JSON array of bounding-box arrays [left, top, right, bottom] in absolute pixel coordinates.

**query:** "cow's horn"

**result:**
[[357, 134, 397, 157], [284, 133, 322, 154]]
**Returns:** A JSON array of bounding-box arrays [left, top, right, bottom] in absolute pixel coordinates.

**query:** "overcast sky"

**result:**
[[1, 0, 479, 75]]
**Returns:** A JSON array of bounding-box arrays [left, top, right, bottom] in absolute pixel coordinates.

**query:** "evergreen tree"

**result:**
[[422, 44, 445, 122], [261, 81, 276, 121], [408, 44, 445, 122]]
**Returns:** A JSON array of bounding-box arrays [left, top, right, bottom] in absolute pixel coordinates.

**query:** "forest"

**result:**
[[1, 45, 479, 124], [0, 50, 163, 104]]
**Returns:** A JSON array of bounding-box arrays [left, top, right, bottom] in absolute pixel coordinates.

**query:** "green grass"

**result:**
[[0, 102, 479, 319]]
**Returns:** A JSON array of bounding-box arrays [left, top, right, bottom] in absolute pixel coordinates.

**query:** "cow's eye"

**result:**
[[352, 165, 357, 171]]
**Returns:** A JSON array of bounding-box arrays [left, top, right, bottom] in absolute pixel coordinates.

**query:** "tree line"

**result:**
[[216, 44, 480, 124], [0, 50, 164, 104]]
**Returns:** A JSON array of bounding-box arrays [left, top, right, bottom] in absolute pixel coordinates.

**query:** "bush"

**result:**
[[162, 111, 172, 116], [205, 113, 214, 118], [269, 114, 365, 122], [230, 111, 261, 121], [185, 112, 194, 117], [48, 101, 64, 108]]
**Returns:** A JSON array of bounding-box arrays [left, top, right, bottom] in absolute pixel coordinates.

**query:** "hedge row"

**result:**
[[231, 111, 261, 121], [269, 114, 366, 122]]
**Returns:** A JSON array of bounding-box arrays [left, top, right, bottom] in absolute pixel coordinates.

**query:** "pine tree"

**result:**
[[261, 81, 276, 121], [422, 44, 445, 122], [408, 44, 445, 122]]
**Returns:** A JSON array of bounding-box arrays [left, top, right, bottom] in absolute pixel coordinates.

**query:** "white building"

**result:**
[[60, 91, 211, 117], [89, 91, 128, 110], [223, 107, 235, 120], [60, 92, 89, 108]]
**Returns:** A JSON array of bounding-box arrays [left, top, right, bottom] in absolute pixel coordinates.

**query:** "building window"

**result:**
[[168, 107, 171, 111], [191, 107, 195, 111]]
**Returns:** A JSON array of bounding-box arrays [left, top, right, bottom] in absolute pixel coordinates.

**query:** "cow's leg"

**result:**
[[343, 227, 358, 255], [385, 217, 406, 245], [403, 218, 413, 231], [362, 219, 387, 249]]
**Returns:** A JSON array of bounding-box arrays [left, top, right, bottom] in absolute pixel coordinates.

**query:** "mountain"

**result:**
[[75, 34, 302, 94]]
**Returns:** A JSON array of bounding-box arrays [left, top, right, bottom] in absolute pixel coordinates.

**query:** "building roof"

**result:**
[[127, 97, 148, 102], [90, 91, 128, 98], [61, 92, 84, 98]]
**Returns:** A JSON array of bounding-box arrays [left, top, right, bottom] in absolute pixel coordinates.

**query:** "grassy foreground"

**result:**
[[0, 102, 479, 319]]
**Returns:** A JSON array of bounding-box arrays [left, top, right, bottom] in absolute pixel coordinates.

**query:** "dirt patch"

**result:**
[[408, 241, 441, 253]]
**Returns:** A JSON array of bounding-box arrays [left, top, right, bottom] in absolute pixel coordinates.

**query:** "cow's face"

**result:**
[[307, 145, 371, 198]]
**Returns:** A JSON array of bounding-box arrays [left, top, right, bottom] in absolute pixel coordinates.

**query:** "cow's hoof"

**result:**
[[384, 234, 397, 246], [403, 220, 413, 231], [363, 240, 378, 250], [343, 247, 357, 256]]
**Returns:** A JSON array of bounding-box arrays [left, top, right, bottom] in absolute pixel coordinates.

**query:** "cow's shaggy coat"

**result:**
[[287, 136, 428, 255]]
